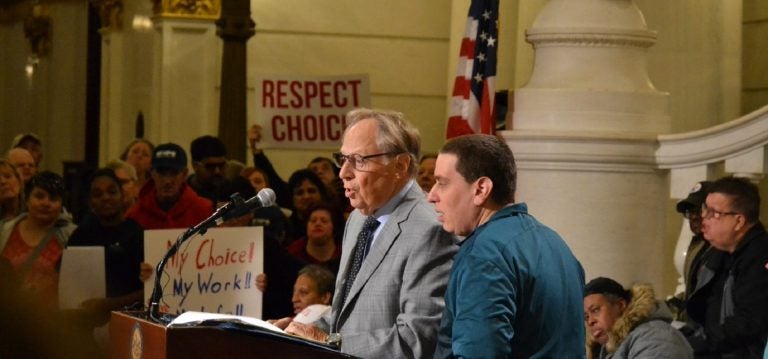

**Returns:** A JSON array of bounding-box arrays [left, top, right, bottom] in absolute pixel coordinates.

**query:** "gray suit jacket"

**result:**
[[331, 184, 457, 358]]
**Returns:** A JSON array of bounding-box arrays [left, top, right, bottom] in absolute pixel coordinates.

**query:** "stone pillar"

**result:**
[[92, 0, 124, 165], [148, 0, 221, 148], [501, 0, 671, 290], [216, 0, 254, 163]]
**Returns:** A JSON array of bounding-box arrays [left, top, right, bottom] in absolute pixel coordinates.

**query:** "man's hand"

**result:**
[[255, 273, 267, 292], [139, 262, 153, 282], [285, 322, 329, 343], [267, 316, 293, 329]]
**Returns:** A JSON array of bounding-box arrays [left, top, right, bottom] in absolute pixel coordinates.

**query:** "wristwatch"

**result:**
[[326, 332, 342, 348]]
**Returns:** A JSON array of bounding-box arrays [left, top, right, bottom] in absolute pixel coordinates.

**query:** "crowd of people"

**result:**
[[1, 108, 767, 358]]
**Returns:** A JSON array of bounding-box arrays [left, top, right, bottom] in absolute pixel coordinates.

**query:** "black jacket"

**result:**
[[685, 222, 768, 358]]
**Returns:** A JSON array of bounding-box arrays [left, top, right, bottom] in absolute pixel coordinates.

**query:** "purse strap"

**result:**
[[18, 228, 57, 277]]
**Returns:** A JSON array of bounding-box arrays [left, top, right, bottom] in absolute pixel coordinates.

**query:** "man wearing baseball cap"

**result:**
[[126, 143, 213, 230], [668, 181, 713, 320]]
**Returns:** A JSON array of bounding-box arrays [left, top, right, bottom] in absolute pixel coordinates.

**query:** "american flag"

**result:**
[[446, 0, 499, 139]]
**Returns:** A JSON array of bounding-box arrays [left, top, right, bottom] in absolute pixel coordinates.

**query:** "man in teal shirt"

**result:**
[[429, 134, 585, 358]]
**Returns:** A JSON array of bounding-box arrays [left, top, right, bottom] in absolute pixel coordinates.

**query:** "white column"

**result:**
[[504, 0, 671, 290], [149, 16, 221, 148]]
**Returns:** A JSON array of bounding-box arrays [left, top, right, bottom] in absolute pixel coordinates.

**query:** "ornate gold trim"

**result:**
[[151, 0, 220, 20], [91, 0, 123, 31]]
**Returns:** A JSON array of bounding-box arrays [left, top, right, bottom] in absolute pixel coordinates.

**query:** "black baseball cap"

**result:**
[[676, 181, 713, 214], [152, 143, 187, 170]]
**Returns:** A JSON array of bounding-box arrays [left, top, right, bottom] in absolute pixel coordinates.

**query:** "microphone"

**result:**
[[215, 188, 276, 225]]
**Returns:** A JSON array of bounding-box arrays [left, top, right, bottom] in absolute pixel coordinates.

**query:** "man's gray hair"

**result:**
[[344, 108, 421, 177]]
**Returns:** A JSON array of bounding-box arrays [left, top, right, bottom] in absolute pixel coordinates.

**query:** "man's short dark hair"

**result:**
[[190, 135, 227, 162], [440, 134, 516, 205], [709, 176, 760, 223]]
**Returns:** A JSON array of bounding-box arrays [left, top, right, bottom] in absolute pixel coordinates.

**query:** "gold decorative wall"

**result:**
[[151, 0, 220, 19]]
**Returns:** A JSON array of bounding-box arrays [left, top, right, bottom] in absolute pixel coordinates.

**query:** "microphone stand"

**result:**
[[148, 193, 245, 324]]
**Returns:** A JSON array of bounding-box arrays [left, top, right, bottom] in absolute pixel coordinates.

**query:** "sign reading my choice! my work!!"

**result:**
[[144, 227, 264, 319], [254, 74, 371, 150]]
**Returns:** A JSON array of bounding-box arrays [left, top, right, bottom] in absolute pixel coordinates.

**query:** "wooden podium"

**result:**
[[110, 311, 356, 359]]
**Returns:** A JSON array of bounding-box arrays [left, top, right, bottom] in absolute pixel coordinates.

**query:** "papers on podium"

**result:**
[[167, 309, 346, 355], [169, 311, 284, 333]]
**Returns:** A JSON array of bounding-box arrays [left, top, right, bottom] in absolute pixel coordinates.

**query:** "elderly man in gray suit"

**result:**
[[284, 108, 457, 358]]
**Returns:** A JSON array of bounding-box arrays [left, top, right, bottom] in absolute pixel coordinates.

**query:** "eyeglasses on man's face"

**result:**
[[700, 203, 739, 220], [332, 152, 400, 171]]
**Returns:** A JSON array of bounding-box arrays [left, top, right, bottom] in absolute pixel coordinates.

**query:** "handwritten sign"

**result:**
[[254, 74, 371, 149], [144, 227, 264, 318]]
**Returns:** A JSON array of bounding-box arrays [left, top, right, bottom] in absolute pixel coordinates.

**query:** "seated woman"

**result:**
[[0, 171, 76, 306], [67, 168, 144, 325], [0, 159, 23, 224], [292, 264, 335, 316], [584, 277, 693, 359], [267, 264, 336, 329], [286, 204, 344, 275]]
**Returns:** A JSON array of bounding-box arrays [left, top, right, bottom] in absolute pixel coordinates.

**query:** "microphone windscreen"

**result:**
[[257, 188, 276, 207]]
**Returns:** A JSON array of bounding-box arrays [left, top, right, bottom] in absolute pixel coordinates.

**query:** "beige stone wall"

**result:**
[[0, 2, 88, 173], [743, 0, 768, 114]]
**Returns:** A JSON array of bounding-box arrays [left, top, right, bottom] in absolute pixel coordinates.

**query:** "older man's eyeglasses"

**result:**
[[332, 152, 399, 171], [700, 204, 738, 220]]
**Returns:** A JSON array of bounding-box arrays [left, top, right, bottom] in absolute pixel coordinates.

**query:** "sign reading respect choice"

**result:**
[[143, 227, 264, 319]]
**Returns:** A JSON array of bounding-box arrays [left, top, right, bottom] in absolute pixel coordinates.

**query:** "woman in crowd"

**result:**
[[120, 139, 154, 191], [0, 159, 23, 224], [67, 169, 144, 324], [240, 166, 288, 243], [284, 169, 331, 247], [286, 204, 343, 275], [291, 264, 334, 315], [0, 171, 76, 305]]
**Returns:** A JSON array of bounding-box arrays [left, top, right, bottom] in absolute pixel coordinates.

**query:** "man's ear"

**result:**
[[617, 299, 628, 313], [321, 292, 332, 305], [473, 177, 493, 206], [734, 214, 747, 232], [394, 154, 411, 178]]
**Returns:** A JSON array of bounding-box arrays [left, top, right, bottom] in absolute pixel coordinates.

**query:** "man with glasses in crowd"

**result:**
[[281, 108, 457, 358], [682, 176, 768, 358]]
